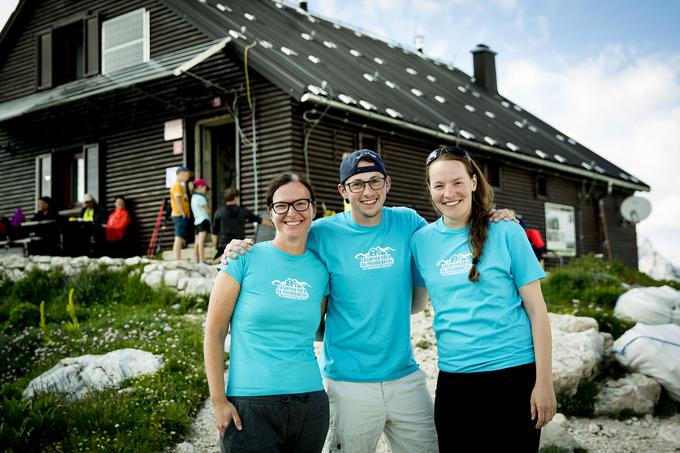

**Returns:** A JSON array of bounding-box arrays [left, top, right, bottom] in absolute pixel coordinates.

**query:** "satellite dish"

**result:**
[[620, 196, 652, 223]]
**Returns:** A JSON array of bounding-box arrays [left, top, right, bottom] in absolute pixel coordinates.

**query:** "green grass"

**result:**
[[0, 267, 211, 452], [541, 256, 653, 338]]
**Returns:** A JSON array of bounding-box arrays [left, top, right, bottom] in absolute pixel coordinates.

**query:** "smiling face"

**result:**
[[338, 159, 391, 226], [428, 158, 477, 228], [270, 181, 316, 241]]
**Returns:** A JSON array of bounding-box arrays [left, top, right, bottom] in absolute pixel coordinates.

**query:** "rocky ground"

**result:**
[[175, 309, 680, 453]]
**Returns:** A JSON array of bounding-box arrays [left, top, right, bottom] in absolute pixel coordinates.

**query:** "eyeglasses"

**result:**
[[345, 177, 386, 193], [271, 198, 314, 215], [425, 146, 471, 166]]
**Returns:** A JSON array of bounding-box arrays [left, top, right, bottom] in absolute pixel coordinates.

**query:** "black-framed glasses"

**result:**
[[425, 146, 471, 166], [271, 198, 314, 214], [345, 177, 386, 193]]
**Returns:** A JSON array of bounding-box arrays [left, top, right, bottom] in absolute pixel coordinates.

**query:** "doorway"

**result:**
[[194, 116, 237, 210]]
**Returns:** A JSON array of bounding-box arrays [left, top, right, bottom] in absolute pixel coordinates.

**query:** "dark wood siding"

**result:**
[[0, 0, 208, 102]]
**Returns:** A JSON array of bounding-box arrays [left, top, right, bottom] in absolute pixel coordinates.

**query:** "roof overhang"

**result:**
[[301, 93, 649, 193], [0, 37, 230, 123]]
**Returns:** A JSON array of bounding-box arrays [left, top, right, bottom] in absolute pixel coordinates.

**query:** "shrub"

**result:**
[[543, 256, 637, 337], [4, 303, 40, 332], [556, 379, 599, 416], [10, 269, 68, 309], [655, 388, 680, 417]]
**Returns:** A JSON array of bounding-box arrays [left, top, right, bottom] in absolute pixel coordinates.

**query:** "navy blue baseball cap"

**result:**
[[339, 149, 388, 184], [176, 166, 190, 174]]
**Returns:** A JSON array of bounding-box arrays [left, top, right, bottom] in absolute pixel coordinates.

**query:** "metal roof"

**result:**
[[0, 38, 230, 123], [164, 0, 648, 191]]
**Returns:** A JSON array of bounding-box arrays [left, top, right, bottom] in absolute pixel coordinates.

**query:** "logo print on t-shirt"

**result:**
[[271, 278, 311, 300], [354, 246, 395, 270], [437, 253, 473, 276]]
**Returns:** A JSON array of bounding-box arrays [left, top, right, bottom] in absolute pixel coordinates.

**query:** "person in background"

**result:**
[[205, 172, 330, 453], [411, 146, 556, 452], [10, 207, 25, 227], [33, 196, 59, 221], [104, 196, 132, 255], [211, 188, 272, 263], [518, 215, 547, 268], [32, 196, 61, 255], [81, 193, 107, 224], [170, 166, 191, 260], [191, 179, 212, 263]]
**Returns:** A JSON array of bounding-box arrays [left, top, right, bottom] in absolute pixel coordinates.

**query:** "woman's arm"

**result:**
[[204, 271, 242, 435], [519, 280, 556, 429]]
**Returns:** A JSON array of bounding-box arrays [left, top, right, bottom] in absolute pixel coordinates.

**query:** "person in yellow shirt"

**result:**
[[170, 166, 191, 260]]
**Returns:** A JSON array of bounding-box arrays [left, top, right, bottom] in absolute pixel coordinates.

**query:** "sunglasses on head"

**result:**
[[425, 146, 471, 166]]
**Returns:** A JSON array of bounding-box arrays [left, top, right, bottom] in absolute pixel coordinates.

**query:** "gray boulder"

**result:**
[[594, 373, 661, 415], [23, 348, 163, 399], [539, 413, 583, 452], [550, 313, 606, 395]]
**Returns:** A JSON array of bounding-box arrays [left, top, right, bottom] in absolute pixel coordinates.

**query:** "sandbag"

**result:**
[[614, 286, 680, 325], [613, 323, 680, 401]]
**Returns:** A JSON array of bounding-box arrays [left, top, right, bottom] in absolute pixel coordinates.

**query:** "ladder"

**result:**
[[146, 200, 166, 258]]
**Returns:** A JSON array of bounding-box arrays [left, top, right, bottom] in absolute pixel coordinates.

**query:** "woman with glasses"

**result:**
[[410, 146, 556, 451], [204, 172, 330, 453]]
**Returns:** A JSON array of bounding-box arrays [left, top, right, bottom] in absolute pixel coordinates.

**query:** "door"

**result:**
[[194, 116, 237, 210]]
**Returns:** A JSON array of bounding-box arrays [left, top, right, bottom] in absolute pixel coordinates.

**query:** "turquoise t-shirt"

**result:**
[[219, 242, 330, 396], [308, 207, 427, 382], [411, 219, 546, 373], [191, 193, 209, 225]]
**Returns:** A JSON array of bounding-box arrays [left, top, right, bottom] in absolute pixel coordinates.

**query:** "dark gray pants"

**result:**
[[220, 390, 329, 453]]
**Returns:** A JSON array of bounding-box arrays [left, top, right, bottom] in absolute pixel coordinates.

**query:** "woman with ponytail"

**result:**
[[410, 146, 556, 452]]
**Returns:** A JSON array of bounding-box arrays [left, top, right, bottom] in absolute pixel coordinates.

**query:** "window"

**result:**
[[36, 154, 52, 198], [36, 16, 99, 89], [535, 175, 548, 198], [484, 161, 501, 189], [359, 134, 380, 153], [35, 144, 100, 211], [53, 21, 85, 86], [102, 8, 150, 74], [544, 202, 576, 256]]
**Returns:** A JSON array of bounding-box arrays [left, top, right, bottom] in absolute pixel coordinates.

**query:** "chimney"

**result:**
[[299, 1, 308, 11], [415, 34, 424, 53], [471, 44, 498, 94]]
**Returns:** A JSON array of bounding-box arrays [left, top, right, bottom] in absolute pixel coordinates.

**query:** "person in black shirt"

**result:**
[[211, 188, 272, 262]]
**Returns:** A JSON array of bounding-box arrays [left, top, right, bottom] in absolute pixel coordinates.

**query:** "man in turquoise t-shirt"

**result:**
[[308, 150, 437, 453]]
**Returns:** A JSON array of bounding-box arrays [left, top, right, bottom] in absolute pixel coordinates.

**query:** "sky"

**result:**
[[1, 0, 679, 266]]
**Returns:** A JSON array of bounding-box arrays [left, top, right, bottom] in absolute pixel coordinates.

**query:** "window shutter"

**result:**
[[37, 31, 53, 89], [85, 16, 100, 76], [102, 8, 150, 74], [84, 144, 100, 201], [35, 154, 52, 198]]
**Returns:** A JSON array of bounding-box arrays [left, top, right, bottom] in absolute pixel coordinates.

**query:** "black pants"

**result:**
[[220, 391, 329, 453], [434, 362, 541, 453]]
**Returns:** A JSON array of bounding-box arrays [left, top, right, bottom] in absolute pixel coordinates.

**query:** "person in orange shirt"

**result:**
[[170, 167, 191, 260], [102, 196, 133, 257], [105, 196, 131, 242]]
